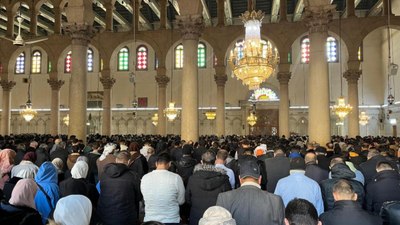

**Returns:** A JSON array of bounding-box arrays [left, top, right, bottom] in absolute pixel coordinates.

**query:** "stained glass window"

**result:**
[[198, 42, 206, 68], [301, 37, 310, 64], [136, 45, 148, 70], [250, 88, 279, 101], [118, 47, 129, 71], [87, 48, 94, 72], [65, 51, 72, 73], [327, 37, 338, 62], [175, 44, 184, 69], [31, 50, 41, 74], [15, 52, 25, 74]]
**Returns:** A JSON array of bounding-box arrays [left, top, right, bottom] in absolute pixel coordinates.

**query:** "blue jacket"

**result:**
[[34, 162, 60, 224]]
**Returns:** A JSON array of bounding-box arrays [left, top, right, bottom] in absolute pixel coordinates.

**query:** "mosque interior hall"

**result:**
[[0, 0, 400, 143]]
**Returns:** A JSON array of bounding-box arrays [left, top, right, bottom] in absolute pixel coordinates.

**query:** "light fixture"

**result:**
[[151, 113, 158, 126], [205, 111, 216, 120], [20, 55, 37, 122], [390, 118, 397, 125], [332, 12, 352, 119], [228, 1, 278, 90], [359, 111, 370, 126], [63, 114, 70, 126], [247, 112, 257, 127], [205, 65, 216, 120], [164, 102, 179, 121], [386, 3, 396, 105], [388, 94, 395, 105]]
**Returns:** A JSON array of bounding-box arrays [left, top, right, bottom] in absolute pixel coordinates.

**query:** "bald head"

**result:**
[[305, 152, 317, 164]]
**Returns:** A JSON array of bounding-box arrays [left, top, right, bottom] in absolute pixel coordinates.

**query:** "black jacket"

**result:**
[[263, 156, 290, 193], [2, 177, 22, 202], [185, 165, 231, 225], [86, 152, 101, 184], [193, 146, 207, 163], [305, 163, 329, 184], [0, 202, 42, 225], [97, 163, 142, 225], [176, 155, 198, 186], [316, 155, 331, 171], [128, 153, 148, 179], [320, 200, 382, 225], [366, 170, 400, 215], [59, 177, 99, 207], [50, 147, 69, 171], [35, 148, 49, 167], [360, 155, 388, 185], [320, 163, 365, 211]]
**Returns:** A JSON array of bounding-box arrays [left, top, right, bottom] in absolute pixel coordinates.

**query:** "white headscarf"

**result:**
[[71, 161, 89, 179], [53, 195, 92, 225], [199, 206, 236, 225], [99, 143, 116, 161]]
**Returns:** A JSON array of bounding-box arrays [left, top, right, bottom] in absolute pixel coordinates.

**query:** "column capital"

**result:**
[[100, 77, 116, 89], [214, 75, 227, 87], [344, 69, 361, 83], [47, 79, 65, 91], [304, 5, 335, 34], [63, 24, 96, 45], [277, 71, 291, 84], [176, 14, 204, 40], [156, 75, 170, 88], [0, 80, 16, 91]]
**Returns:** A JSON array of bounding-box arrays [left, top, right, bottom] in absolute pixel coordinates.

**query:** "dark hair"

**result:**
[[141, 221, 165, 225], [216, 149, 228, 161], [285, 199, 319, 225], [156, 153, 171, 164], [117, 151, 131, 162], [202, 151, 216, 165]]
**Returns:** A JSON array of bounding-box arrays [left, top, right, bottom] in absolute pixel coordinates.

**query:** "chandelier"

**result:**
[[63, 114, 70, 126], [151, 113, 158, 126], [359, 111, 369, 126], [164, 102, 179, 121], [388, 94, 395, 105], [20, 100, 37, 122], [332, 96, 352, 119], [228, 10, 278, 90], [247, 112, 257, 126], [205, 111, 216, 120]]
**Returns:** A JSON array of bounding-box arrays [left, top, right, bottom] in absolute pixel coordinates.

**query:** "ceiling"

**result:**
[[0, 0, 383, 36]]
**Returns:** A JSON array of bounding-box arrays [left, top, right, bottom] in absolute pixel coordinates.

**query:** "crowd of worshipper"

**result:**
[[0, 133, 399, 225]]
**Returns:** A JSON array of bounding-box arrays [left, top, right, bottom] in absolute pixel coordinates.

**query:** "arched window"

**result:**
[[15, 52, 25, 74], [31, 50, 41, 74], [65, 51, 72, 73], [118, 47, 129, 71], [235, 40, 244, 59], [326, 37, 338, 62], [87, 48, 94, 72], [250, 87, 279, 101], [301, 37, 310, 64], [198, 42, 206, 68], [136, 45, 148, 70], [175, 44, 184, 69]]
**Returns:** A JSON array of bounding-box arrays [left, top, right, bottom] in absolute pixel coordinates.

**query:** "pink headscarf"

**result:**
[[0, 149, 16, 189], [9, 179, 38, 209]]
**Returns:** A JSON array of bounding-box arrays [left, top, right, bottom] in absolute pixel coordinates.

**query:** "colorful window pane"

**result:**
[[136, 45, 148, 70], [198, 42, 206, 68], [15, 52, 25, 74], [301, 37, 310, 64], [327, 37, 338, 62], [31, 50, 41, 74], [65, 51, 72, 73], [118, 47, 129, 71], [175, 44, 184, 69], [250, 88, 279, 101], [87, 48, 93, 72]]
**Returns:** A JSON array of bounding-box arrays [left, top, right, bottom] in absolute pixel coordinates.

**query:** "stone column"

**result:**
[[100, 74, 116, 136], [6, 10, 14, 37], [304, 5, 335, 145], [344, 68, 361, 138], [346, 0, 356, 17], [214, 65, 227, 136], [277, 68, 291, 138], [280, 0, 288, 22], [47, 78, 64, 135], [64, 24, 94, 140], [177, 15, 204, 142], [30, 8, 38, 35], [105, 2, 114, 31], [156, 67, 169, 136], [159, 0, 167, 29], [54, 7, 62, 34], [0, 80, 16, 135], [216, 0, 225, 27]]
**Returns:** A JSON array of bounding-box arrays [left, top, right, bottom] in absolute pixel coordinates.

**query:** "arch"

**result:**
[[136, 45, 148, 70], [117, 46, 129, 71], [87, 47, 94, 72], [15, 51, 25, 74], [245, 83, 280, 101], [58, 44, 100, 74], [174, 44, 184, 69], [31, 50, 42, 74], [198, 42, 206, 68]]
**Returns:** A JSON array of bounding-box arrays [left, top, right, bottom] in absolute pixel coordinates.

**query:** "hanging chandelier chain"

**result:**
[[339, 10, 343, 96]]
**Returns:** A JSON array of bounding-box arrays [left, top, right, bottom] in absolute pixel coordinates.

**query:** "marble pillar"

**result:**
[[100, 75, 116, 136], [0, 80, 16, 135], [177, 15, 204, 142], [304, 5, 335, 145], [214, 65, 227, 136], [64, 24, 94, 140], [47, 78, 64, 135], [156, 67, 169, 136], [277, 69, 291, 137], [344, 69, 361, 137]]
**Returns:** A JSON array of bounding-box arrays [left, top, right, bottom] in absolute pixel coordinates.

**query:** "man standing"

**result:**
[[141, 153, 185, 225], [263, 148, 290, 192], [97, 151, 142, 225], [216, 158, 284, 225], [304, 152, 329, 184], [215, 149, 235, 189]]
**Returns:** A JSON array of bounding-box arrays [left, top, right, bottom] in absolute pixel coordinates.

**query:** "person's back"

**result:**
[[98, 151, 142, 225], [264, 150, 290, 192], [141, 153, 185, 224], [304, 152, 329, 184], [359, 150, 387, 185], [50, 142, 68, 171]]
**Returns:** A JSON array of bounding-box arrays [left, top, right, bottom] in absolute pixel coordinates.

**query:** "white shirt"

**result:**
[[141, 169, 185, 223]]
